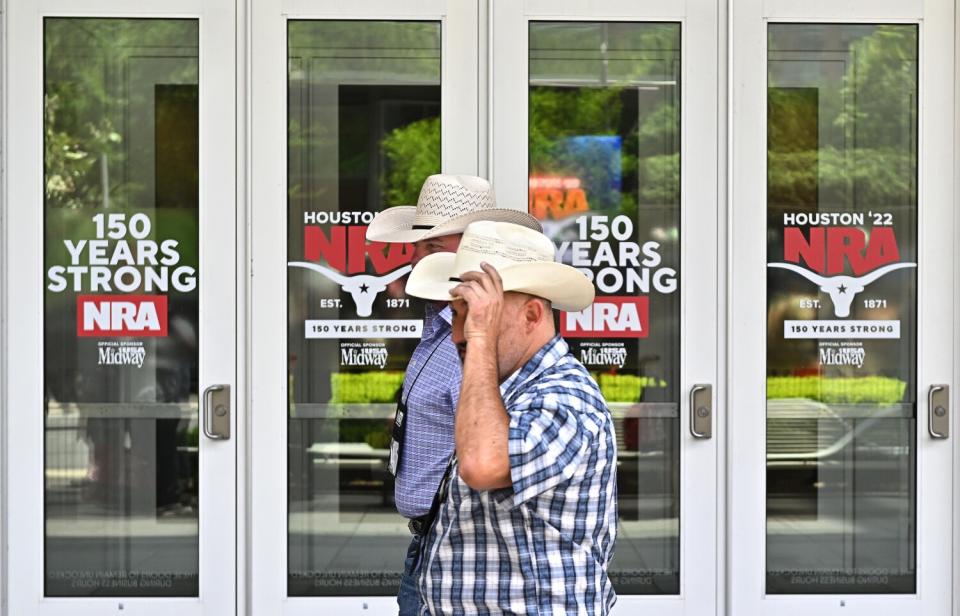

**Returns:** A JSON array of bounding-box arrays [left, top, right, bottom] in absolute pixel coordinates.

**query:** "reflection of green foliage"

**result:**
[[530, 87, 626, 213], [638, 154, 679, 204], [836, 26, 917, 151], [381, 116, 440, 206], [330, 372, 405, 403], [44, 18, 199, 211], [185, 426, 200, 447], [365, 429, 391, 449], [529, 90, 678, 218], [528, 22, 681, 219], [44, 94, 123, 209], [768, 25, 918, 208], [595, 373, 668, 402], [530, 88, 622, 148], [767, 376, 907, 404], [769, 148, 916, 207]]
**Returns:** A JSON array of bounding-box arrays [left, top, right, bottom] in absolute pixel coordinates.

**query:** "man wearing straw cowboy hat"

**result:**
[[405, 220, 619, 615], [365, 175, 541, 616]]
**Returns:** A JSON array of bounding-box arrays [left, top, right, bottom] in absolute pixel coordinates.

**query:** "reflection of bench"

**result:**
[[306, 442, 393, 505], [766, 398, 911, 467], [307, 442, 389, 468], [766, 398, 913, 519]]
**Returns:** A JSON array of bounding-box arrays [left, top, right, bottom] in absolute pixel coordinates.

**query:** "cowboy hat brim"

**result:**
[[366, 206, 543, 244], [405, 252, 595, 312]]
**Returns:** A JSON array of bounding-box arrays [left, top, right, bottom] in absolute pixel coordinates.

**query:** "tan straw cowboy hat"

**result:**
[[404, 221, 595, 312], [365, 174, 542, 243]]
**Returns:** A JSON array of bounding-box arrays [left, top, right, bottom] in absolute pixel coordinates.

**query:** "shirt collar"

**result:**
[[423, 303, 453, 339], [499, 334, 568, 398]]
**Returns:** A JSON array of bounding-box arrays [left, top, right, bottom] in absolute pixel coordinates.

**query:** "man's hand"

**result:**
[[451, 262, 504, 346], [450, 262, 512, 491]]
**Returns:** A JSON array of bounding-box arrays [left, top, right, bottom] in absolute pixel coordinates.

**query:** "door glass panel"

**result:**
[[286, 20, 440, 596], [766, 24, 918, 594], [43, 18, 200, 596], [529, 22, 681, 595]]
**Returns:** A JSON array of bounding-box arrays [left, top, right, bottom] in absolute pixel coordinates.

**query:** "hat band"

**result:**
[[412, 224, 434, 230]]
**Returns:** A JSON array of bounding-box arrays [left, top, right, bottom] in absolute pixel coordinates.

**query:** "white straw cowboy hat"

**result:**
[[405, 221, 595, 312], [366, 174, 542, 243]]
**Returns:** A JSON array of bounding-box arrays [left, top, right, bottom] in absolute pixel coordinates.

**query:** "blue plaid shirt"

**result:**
[[419, 335, 618, 615], [395, 303, 461, 519]]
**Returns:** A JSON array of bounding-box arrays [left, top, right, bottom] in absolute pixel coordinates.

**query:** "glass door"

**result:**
[[730, 0, 955, 614], [4, 1, 237, 615], [248, 1, 479, 613], [491, 0, 723, 613]]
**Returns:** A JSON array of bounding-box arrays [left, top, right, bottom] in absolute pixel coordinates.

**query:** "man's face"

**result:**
[[411, 233, 461, 267], [394, 233, 462, 302], [451, 293, 530, 379], [450, 298, 469, 361]]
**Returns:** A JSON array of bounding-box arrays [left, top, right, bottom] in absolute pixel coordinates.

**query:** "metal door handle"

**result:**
[[203, 384, 231, 440], [928, 384, 949, 439], [689, 384, 713, 439]]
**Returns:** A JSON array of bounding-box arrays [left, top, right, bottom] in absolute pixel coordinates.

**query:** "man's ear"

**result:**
[[523, 296, 546, 329]]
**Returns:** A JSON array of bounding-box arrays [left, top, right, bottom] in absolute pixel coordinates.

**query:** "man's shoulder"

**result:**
[[510, 351, 606, 411]]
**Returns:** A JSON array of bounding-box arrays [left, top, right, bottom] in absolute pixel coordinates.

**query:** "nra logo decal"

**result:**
[[288, 220, 413, 318], [77, 294, 168, 337], [562, 296, 649, 338], [769, 220, 915, 318]]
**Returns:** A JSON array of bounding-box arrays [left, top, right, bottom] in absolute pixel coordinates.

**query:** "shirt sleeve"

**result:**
[[448, 342, 462, 412], [506, 390, 591, 507]]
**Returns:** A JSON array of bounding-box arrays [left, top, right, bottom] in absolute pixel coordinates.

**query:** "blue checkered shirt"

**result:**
[[419, 335, 618, 615], [395, 303, 461, 519]]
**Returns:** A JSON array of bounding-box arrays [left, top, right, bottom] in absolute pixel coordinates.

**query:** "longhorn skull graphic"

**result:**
[[767, 262, 916, 317], [288, 261, 411, 317]]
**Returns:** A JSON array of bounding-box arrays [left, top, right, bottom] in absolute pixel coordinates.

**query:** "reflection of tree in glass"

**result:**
[[768, 25, 917, 209], [528, 22, 680, 219], [529, 86, 679, 218], [531, 87, 623, 213], [44, 93, 122, 209], [44, 18, 199, 211], [380, 116, 440, 206]]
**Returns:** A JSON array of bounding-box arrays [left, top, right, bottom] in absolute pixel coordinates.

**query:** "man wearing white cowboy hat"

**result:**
[[365, 175, 541, 616], [405, 220, 619, 615]]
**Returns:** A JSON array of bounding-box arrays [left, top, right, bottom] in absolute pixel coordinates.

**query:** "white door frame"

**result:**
[[1, 0, 8, 611], [490, 1, 726, 614], [247, 1, 478, 614], [729, 0, 954, 614], [3, 1, 238, 614], [954, 2, 960, 611]]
